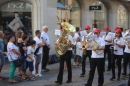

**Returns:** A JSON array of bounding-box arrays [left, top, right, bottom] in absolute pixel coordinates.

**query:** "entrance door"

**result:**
[[0, 1, 32, 51]]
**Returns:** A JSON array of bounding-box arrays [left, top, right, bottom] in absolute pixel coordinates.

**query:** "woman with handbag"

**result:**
[[7, 35, 21, 83]]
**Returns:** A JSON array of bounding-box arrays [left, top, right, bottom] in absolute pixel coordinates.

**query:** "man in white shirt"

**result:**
[[41, 26, 50, 72], [55, 26, 74, 84], [34, 30, 44, 76], [73, 27, 81, 41], [80, 25, 92, 77], [103, 26, 112, 71], [85, 29, 105, 86]]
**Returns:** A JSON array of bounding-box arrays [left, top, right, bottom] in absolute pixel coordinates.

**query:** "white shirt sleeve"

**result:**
[[100, 38, 105, 46]]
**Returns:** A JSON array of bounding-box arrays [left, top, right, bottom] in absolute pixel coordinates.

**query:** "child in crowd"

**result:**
[[75, 37, 82, 67], [26, 40, 36, 81]]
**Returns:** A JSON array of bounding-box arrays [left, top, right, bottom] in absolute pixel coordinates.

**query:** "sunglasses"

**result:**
[[94, 32, 98, 34], [85, 28, 89, 30]]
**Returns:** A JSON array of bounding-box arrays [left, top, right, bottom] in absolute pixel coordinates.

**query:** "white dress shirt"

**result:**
[[114, 37, 125, 55], [91, 37, 105, 58], [41, 31, 50, 46], [124, 44, 130, 53], [104, 32, 112, 45]]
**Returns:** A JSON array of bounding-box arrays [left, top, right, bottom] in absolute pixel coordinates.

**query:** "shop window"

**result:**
[[57, 0, 80, 28], [92, 1, 107, 30], [117, 5, 128, 29]]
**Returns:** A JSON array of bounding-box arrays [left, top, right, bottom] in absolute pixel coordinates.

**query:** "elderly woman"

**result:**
[[0, 31, 6, 80], [7, 35, 21, 83]]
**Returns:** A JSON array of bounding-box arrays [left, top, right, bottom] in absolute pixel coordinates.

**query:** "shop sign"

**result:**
[[1, 1, 31, 12], [89, 6, 101, 10], [7, 2, 24, 9]]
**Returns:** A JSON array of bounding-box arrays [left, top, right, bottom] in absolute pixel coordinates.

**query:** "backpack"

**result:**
[[48, 54, 59, 64]]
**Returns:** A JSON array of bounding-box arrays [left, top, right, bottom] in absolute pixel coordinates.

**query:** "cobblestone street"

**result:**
[[0, 60, 129, 86]]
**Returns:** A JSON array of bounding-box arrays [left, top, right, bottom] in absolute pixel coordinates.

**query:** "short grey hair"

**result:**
[[42, 26, 48, 30]]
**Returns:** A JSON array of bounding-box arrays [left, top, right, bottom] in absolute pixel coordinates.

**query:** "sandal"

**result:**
[[22, 77, 29, 80], [29, 77, 35, 81], [8, 80, 18, 83], [0, 76, 5, 80]]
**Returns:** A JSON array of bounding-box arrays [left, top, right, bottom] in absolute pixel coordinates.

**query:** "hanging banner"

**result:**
[[8, 17, 24, 32]]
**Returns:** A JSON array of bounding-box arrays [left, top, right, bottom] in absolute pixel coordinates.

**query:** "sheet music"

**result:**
[[89, 35, 98, 40], [107, 32, 115, 38], [100, 32, 106, 38], [80, 30, 86, 36], [124, 36, 130, 41], [55, 29, 61, 36]]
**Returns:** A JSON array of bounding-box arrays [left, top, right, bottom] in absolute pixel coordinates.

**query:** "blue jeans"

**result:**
[[20, 56, 27, 71]]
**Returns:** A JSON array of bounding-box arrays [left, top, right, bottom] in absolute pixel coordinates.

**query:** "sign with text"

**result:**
[[89, 6, 101, 10], [8, 17, 24, 32]]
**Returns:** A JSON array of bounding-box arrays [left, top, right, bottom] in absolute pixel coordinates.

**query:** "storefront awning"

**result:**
[[57, 2, 64, 8]]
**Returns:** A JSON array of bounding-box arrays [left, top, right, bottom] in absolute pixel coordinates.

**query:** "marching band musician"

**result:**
[[103, 26, 112, 71], [80, 25, 92, 77], [55, 26, 74, 84], [122, 31, 130, 76], [110, 29, 125, 81], [85, 29, 105, 86]]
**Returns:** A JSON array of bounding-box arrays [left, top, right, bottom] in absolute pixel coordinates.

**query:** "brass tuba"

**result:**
[[55, 22, 75, 55]]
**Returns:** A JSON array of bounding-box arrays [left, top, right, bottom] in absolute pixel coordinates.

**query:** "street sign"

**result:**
[[89, 6, 101, 10]]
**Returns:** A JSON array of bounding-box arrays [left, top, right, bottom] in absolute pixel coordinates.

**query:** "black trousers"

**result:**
[[128, 74, 130, 86], [82, 50, 92, 73], [57, 50, 72, 82], [42, 45, 49, 69], [123, 52, 130, 74], [111, 54, 123, 78], [87, 58, 104, 85], [104, 45, 112, 69]]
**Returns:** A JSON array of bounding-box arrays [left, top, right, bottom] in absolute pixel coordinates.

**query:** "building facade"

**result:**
[[0, 0, 130, 54]]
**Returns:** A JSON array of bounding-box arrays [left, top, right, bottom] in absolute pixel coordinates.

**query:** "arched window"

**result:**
[[117, 5, 128, 29], [92, 1, 107, 30], [57, 0, 80, 28]]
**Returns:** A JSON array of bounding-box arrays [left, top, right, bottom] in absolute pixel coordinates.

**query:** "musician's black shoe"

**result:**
[[55, 81, 62, 84], [110, 76, 116, 81], [84, 84, 92, 86], [117, 77, 120, 81], [122, 73, 127, 76], [66, 80, 72, 83], [80, 73, 85, 77], [97, 84, 103, 86], [107, 69, 111, 71]]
